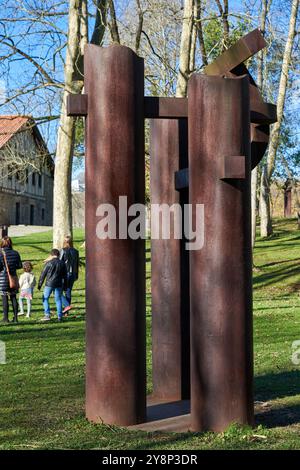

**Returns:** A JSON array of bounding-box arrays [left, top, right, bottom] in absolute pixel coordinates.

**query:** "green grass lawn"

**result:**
[[1, 219, 300, 449]]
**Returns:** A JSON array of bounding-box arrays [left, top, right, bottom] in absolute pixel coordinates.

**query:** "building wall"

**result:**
[[0, 129, 53, 226]]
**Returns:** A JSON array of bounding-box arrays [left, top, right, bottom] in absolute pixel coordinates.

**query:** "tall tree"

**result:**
[[53, 0, 87, 248], [53, 0, 108, 248], [196, 0, 208, 66], [251, 0, 270, 247], [176, 0, 196, 97], [260, 0, 299, 237], [214, 0, 229, 50]]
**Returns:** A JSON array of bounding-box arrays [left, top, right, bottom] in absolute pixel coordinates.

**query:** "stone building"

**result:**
[[0, 116, 54, 226]]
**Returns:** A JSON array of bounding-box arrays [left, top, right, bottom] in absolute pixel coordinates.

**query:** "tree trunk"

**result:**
[[251, 166, 258, 246], [176, 0, 195, 98], [196, 0, 208, 66], [108, 0, 120, 44], [260, 0, 299, 237], [260, 165, 272, 237], [53, 0, 84, 248], [252, 0, 269, 246], [53, 0, 107, 249], [215, 0, 229, 50], [91, 0, 107, 45]]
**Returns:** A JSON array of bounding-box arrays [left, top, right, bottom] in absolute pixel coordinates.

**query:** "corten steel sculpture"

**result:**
[[67, 29, 277, 432]]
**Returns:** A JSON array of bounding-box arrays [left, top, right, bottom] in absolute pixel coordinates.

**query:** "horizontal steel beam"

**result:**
[[204, 29, 267, 76], [67, 94, 88, 116], [144, 97, 188, 119], [67, 92, 275, 125], [221, 155, 246, 180], [176, 155, 246, 191]]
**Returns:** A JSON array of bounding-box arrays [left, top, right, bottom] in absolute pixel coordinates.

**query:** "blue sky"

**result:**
[[0, 0, 299, 177]]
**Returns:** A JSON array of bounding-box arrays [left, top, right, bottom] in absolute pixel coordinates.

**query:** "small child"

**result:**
[[19, 261, 36, 318]]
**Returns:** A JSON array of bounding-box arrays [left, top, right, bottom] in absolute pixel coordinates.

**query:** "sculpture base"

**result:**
[[129, 397, 191, 433]]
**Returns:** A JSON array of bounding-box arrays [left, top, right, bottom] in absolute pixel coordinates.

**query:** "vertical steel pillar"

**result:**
[[284, 187, 292, 218], [189, 75, 253, 432], [85, 44, 146, 425], [150, 119, 190, 401]]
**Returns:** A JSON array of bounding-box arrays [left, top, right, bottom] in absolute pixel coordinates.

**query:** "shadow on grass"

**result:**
[[255, 370, 300, 401], [255, 371, 300, 427], [253, 262, 300, 289], [256, 404, 300, 428]]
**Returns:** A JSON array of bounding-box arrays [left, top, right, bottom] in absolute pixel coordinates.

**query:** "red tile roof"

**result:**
[[0, 115, 30, 149]]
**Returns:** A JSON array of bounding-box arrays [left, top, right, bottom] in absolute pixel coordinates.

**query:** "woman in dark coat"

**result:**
[[0, 236, 22, 323]]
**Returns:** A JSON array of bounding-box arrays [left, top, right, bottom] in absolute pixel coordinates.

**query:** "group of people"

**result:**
[[0, 235, 79, 323]]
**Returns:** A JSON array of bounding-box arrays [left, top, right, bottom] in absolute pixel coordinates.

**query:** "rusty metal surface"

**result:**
[[222, 155, 246, 179], [66, 94, 88, 116], [188, 74, 253, 432], [229, 65, 277, 124], [284, 187, 292, 217], [251, 124, 269, 169], [150, 119, 190, 401], [145, 97, 188, 119], [204, 29, 266, 76], [175, 168, 189, 190], [84, 44, 146, 426]]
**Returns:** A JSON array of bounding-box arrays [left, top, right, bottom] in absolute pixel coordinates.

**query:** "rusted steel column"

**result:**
[[150, 119, 190, 401], [284, 186, 292, 218], [189, 74, 253, 432], [85, 44, 146, 426]]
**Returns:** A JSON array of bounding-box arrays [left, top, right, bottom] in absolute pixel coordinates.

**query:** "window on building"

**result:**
[[42, 208, 45, 221], [16, 203, 20, 225], [32, 173, 36, 186], [26, 170, 29, 183], [38, 174, 42, 188], [30, 205, 34, 225]]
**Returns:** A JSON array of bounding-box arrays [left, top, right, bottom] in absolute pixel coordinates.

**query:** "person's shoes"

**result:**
[[12, 317, 18, 323], [18, 312, 24, 316], [40, 316, 51, 322], [26, 314, 30, 319], [63, 305, 72, 314], [1, 319, 9, 324], [57, 317, 63, 322]]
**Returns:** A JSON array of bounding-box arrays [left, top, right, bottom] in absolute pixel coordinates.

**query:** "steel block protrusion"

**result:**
[[221, 155, 246, 180]]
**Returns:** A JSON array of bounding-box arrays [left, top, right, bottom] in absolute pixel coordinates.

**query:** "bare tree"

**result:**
[[176, 0, 196, 98], [214, 0, 229, 50], [52, 0, 87, 248], [251, 0, 271, 247], [108, 0, 120, 43], [260, 0, 299, 237], [196, 0, 208, 66]]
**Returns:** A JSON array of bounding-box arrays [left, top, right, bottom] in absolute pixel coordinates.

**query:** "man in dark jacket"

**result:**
[[38, 249, 68, 321]]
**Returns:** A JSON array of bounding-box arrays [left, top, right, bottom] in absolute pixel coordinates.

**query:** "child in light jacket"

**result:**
[[19, 261, 36, 318]]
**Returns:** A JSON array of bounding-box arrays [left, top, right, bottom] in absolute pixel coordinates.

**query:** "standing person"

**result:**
[[0, 236, 22, 323], [19, 262, 36, 318], [38, 249, 68, 322], [60, 236, 79, 314]]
